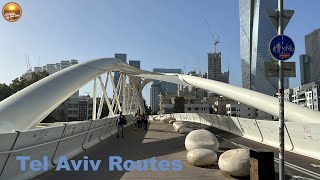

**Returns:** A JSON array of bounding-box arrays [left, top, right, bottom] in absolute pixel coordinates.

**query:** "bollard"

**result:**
[[250, 149, 275, 180]]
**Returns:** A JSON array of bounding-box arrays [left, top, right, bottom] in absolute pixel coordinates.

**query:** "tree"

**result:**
[[174, 97, 185, 113], [0, 83, 13, 101], [100, 102, 110, 118], [0, 71, 49, 102]]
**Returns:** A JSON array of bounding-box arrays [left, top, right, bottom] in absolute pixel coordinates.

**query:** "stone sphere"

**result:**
[[160, 117, 175, 123], [218, 148, 250, 177], [169, 119, 176, 124], [185, 129, 219, 152], [153, 116, 160, 121], [173, 121, 185, 132], [179, 127, 193, 134], [187, 149, 217, 166]]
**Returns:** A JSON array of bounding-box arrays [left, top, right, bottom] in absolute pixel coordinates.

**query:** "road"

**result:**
[[204, 124, 320, 180]]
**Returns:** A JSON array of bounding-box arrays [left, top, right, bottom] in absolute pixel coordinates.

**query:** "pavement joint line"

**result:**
[[311, 164, 320, 168], [290, 175, 317, 180], [274, 158, 320, 179]]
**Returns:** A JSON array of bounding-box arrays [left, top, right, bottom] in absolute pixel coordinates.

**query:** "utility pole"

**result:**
[[278, 0, 285, 179]]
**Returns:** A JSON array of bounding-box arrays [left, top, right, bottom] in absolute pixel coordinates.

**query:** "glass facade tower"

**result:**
[[240, 0, 288, 95]]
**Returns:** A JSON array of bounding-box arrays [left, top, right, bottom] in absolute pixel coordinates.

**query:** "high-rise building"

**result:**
[[208, 52, 221, 81], [207, 52, 229, 84], [129, 60, 141, 69], [150, 68, 182, 112], [300, 54, 312, 85], [240, 0, 288, 95], [114, 53, 127, 87], [300, 29, 320, 85]]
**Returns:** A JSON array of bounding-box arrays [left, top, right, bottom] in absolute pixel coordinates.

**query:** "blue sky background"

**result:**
[[0, 0, 319, 106]]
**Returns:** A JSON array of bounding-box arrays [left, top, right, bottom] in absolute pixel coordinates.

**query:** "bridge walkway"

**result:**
[[35, 121, 242, 180]]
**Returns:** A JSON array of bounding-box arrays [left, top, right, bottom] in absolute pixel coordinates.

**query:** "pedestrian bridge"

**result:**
[[0, 58, 319, 179]]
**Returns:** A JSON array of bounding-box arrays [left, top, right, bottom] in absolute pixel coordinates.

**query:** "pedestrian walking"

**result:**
[[137, 113, 143, 129], [134, 111, 140, 130], [143, 112, 149, 131], [116, 111, 127, 138]]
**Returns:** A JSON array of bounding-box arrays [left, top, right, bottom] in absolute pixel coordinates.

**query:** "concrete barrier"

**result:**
[[193, 113, 202, 124], [225, 117, 243, 136], [172, 113, 181, 121], [216, 115, 230, 132], [237, 118, 263, 142], [256, 120, 293, 151], [285, 122, 320, 160], [82, 119, 107, 150], [100, 117, 117, 140], [165, 113, 320, 160], [210, 114, 220, 128], [52, 121, 91, 165], [1, 125, 65, 180], [202, 113, 211, 126], [202, 114, 210, 126], [180, 113, 189, 121], [0, 132, 18, 177]]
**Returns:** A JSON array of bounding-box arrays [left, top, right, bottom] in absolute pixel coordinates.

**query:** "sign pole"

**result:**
[[278, 0, 285, 180]]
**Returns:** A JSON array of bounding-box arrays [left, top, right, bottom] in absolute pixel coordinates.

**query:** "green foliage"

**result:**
[[0, 71, 49, 102], [100, 102, 110, 118], [0, 83, 13, 101], [174, 97, 185, 113]]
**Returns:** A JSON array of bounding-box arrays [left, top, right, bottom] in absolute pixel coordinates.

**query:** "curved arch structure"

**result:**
[[0, 58, 319, 132]]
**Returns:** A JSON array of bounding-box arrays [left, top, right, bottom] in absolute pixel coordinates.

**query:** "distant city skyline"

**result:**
[[1, 0, 320, 105]]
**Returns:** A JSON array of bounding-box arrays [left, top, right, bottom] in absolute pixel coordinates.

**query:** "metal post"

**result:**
[[92, 78, 97, 120], [122, 74, 127, 114], [278, 0, 285, 179]]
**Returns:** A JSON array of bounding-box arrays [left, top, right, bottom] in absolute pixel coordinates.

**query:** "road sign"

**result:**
[[264, 61, 296, 77], [268, 35, 295, 61], [267, 9, 294, 32]]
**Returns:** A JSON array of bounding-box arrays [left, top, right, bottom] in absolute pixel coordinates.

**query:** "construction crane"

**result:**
[[205, 19, 220, 53]]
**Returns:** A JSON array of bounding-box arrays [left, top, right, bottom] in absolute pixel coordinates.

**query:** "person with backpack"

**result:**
[[142, 112, 149, 131], [137, 113, 143, 130], [116, 111, 127, 138], [134, 110, 140, 130]]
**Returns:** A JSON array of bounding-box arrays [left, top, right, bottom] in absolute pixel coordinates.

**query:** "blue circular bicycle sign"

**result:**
[[268, 35, 295, 61]]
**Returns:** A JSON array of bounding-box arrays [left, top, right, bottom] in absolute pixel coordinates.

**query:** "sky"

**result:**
[[0, 0, 319, 106]]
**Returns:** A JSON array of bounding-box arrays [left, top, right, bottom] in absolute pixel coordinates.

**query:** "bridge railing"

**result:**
[[156, 113, 320, 161], [0, 114, 134, 180]]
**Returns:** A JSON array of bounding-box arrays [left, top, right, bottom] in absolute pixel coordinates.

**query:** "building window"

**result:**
[[248, 108, 250, 110], [248, 114, 250, 116], [188, 108, 191, 111], [195, 108, 199, 110]]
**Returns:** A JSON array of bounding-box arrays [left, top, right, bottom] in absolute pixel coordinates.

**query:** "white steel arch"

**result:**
[[0, 58, 319, 133]]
